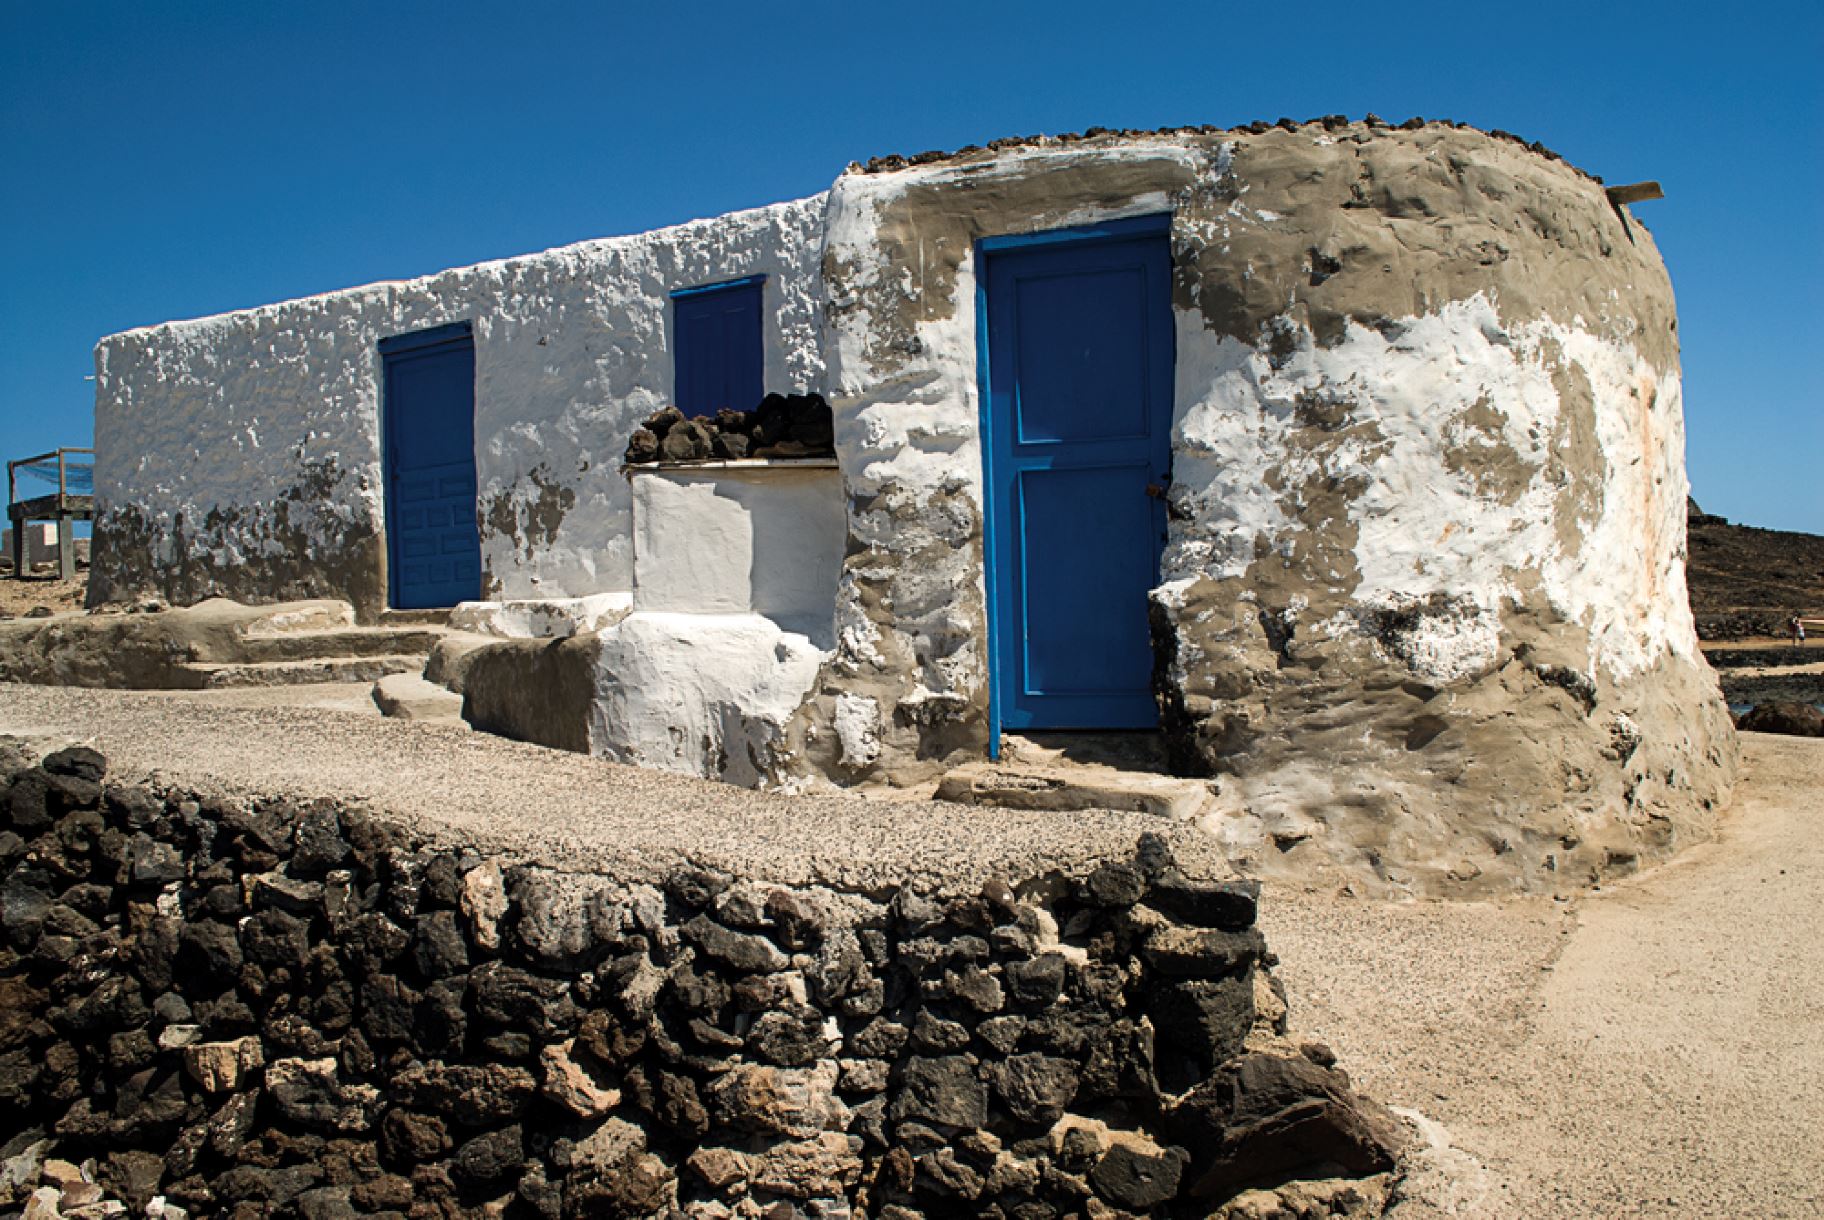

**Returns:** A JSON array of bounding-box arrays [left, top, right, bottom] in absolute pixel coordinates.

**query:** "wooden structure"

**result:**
[[7, 447, 93, 581]]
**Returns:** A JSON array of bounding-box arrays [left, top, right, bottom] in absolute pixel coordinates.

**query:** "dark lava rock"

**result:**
[[665, 866, 729, 908], [393, 1061, 537, 1125], [7, 772, 53, 833], [747, 1006, 830, 1066], [453, 1123, 524, 1186], [1005, 954, 1067, 1006], [682, 914, 788, 972], [410, 910, 470, 978], [991, 1053, 1080, 1124], [1146, 872, 1260, 930], [242, 908, 311, 971], [379, 1108, 451, 1162], [473, 962, 574, 1038], [1737, 701, 1824, 737], [1167, 1051, 1408, 1197], [1148, 973, 1256, 1093], [625, 428, 660, 463], [764, 888, 826, 949], [292, 810, 350, 876], [890, 1056, 988, 1129], [851, 1018, 909, 1059], [1085, 861, 1145, 906], [43, 746, 107, 783], [1091, 1143, 1188, 1209]]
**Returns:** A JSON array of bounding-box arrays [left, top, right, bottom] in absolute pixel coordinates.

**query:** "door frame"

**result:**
[[379, 320, 477, 611], [973, 213, 1175, 758]]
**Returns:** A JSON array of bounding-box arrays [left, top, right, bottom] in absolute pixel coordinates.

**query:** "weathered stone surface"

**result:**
[[747, 1006, 832, 1066], [1142, 924, 1266, 977], [379, 1108, 450, 1162], [183, 1036, 264, 1093], [747, 1131, 865, 1199], [685, 1145, 747, 1192], [991, 1054, 1079, 1124], [540, 1041, 620, 1118], [452, 1123, 523, 1187], [891, 1056, 987, 1129], [1092, 1142, 1189, 1209], [1738, 701, 1824, 737], [706, 1063, 846, 1137], [1168, 1053, 1408, 1198], [393, 1062, 536, 1126], [267, 1057, 380, 1133], [683, 915, 789, 972], [460, 859, 507, 951]]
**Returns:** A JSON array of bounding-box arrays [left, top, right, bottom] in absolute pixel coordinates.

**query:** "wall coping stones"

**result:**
[[0, 685, 1233, 899]]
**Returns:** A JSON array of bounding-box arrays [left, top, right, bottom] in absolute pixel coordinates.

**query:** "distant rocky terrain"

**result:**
[[1686, 499, 1824, 640]]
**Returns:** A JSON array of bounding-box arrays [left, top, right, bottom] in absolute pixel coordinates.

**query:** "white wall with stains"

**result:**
[[91, 195, 828, 617]]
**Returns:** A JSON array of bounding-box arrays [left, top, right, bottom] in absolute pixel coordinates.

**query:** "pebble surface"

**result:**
[[0, 684, 1228, 896]]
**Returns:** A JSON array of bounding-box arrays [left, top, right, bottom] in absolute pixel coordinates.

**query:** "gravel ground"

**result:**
[[3, 683, 1816, 1215], [1265, 731, 1824, 1219], [0, 683, 1228, 895]]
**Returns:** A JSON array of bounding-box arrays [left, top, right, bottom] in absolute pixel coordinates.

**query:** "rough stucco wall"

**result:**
[[790, 124, 1734, 895], [89, 197, 827, 620], [789, 141, 1206, 785]]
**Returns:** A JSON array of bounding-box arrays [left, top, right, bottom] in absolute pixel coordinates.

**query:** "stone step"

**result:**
[[379, 608, 454, 627], [234, 627, 448, 664], [934, 762, 1215, 819], [182, 655, 426, 689]]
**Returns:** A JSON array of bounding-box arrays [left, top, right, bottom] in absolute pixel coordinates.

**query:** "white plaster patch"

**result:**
[[585, 612, 826, 787], [630, 466, 846, 648], [1165, 293, 1699, 683], [832, 694, 883, 771], [449, 593, 631, 640]]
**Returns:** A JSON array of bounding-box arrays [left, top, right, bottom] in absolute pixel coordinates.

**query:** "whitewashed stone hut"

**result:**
[[90, 119, 1736, 891]]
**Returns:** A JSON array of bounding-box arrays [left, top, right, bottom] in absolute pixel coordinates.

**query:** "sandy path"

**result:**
[[1264, 732, 1824, 1218]]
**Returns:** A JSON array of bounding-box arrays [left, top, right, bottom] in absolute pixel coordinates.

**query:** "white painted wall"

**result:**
[[94, 194, 828, 607], [1165, 293, 1698, 685], [630, 464, 846, 647], [584, 612, 826, 788]]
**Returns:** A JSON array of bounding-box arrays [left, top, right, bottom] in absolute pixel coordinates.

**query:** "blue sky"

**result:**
[[2, 0, 1819, 533]]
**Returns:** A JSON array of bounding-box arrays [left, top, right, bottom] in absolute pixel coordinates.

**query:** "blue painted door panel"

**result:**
[[984, 225, 1173, 730], [673, 277, 764, 416], [383, 328, 481, 610]]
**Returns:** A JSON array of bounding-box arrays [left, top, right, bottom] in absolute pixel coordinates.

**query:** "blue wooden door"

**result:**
[[381, 323, 481, 610], [672, 276, 764, 415], [982, 218, 1174, 731]]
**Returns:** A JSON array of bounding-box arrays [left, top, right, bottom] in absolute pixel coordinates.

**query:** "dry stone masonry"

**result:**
[[0, 741, 1406, 1218]]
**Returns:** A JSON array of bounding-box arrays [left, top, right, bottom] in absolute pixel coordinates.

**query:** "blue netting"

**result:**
[[13, 456, 93, 495]]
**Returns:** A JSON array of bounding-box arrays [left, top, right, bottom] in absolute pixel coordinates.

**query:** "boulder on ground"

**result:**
[[1736, 701, 1824, 737]]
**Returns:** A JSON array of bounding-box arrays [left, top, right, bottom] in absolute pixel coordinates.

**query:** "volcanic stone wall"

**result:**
[[0, 743, 1403, 1218]]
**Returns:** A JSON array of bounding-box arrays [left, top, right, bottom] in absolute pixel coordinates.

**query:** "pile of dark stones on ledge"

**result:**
[[625, 394, 836, 466], [0, 741, 1405, 1219]]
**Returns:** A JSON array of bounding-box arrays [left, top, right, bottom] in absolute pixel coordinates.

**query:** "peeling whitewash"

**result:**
[[91, 121, 1735, 894], [91, 196, 828, 618]]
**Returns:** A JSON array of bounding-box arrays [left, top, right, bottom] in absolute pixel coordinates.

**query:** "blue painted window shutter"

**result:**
[[671, 276, 764, 415]]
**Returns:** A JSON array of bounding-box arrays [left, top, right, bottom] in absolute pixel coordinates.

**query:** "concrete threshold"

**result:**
[[935, 732, 1216, 819]]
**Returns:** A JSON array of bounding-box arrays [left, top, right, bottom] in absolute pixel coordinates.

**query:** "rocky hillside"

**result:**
[[1687, 500, 1824, 640]]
